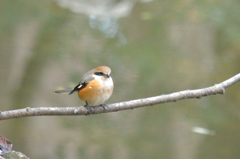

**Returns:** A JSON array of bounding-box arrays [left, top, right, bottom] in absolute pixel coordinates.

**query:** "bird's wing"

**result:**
[[80, 69, 95, 83], [80, 74, 95, 84], [69, 74, 95, 95], [55, 69, 95, 95]]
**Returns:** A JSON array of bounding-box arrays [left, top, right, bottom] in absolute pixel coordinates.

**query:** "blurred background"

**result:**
[[1, 0, 240, 158]]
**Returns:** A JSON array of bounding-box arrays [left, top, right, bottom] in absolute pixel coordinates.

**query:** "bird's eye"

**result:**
[[94, 72, 105, 76]]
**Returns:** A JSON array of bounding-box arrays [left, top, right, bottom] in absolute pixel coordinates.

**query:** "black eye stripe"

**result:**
[[94, 72, 105, 76]]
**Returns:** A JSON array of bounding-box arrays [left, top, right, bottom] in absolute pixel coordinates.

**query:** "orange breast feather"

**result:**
[[78, 79, 101, 102]]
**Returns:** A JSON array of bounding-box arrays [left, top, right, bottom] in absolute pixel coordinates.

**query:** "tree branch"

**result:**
[[1, 73, 240, 120]]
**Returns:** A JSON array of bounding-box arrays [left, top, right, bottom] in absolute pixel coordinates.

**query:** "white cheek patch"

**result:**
[[89, 86, 92, 89]]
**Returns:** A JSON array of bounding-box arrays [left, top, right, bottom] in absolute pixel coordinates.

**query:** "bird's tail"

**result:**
[[54, 88, 74, 94]]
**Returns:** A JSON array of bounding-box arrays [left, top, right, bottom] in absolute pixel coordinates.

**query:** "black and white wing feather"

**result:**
[[54, 71, 95, 95]]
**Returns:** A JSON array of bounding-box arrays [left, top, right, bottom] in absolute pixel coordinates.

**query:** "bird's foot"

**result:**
[[84, 104, 92, 115], [100, 104, 107, 112]]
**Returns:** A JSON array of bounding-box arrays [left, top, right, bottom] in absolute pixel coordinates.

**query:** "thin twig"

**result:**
[[0, 73, 240, 120]]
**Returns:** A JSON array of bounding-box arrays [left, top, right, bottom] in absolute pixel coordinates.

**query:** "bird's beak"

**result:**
[[107, 74, 111, 78]]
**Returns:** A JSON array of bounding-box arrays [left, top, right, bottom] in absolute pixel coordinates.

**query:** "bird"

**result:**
[[54, 66, 114, 114]]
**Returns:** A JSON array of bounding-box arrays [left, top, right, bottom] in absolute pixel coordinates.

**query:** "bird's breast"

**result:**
[[78, 78, 113, 106]]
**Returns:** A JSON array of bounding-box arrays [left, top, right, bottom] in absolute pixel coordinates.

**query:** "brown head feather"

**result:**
[[94, 66, 111, 74]]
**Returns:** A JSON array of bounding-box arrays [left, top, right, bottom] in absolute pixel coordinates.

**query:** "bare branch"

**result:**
[[221, 73, 240, 88], [0, 73, 240, 120]]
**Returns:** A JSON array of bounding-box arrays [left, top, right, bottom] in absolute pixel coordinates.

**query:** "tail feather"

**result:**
[[54, 88, 74, 94]]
